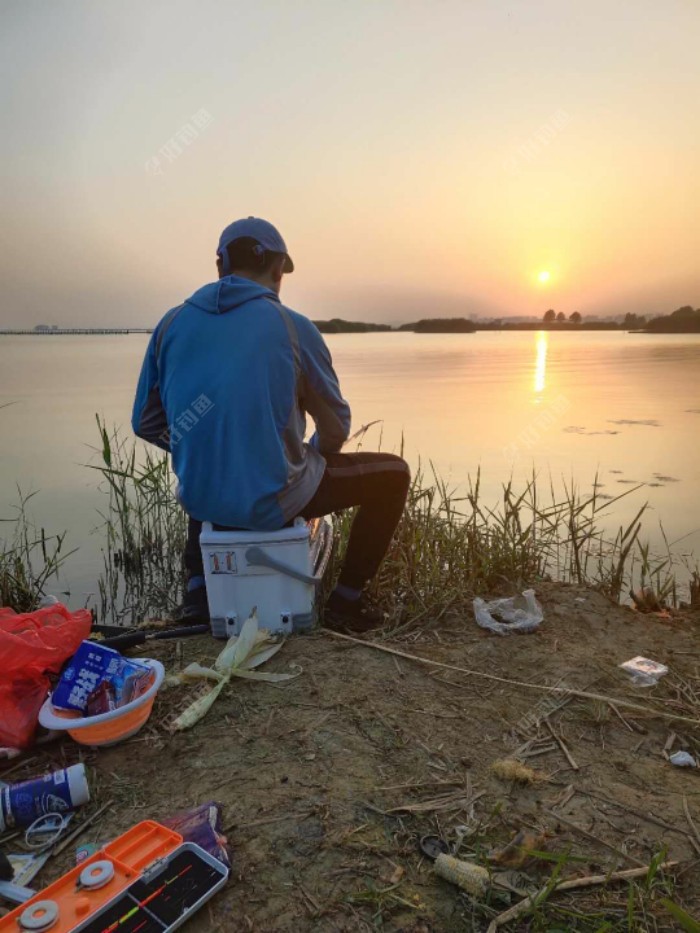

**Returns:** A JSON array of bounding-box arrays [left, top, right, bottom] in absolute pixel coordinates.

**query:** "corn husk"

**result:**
[[171, 679, 228, 730], [180, 663, 225, 683], [171, 611, 299, 731]]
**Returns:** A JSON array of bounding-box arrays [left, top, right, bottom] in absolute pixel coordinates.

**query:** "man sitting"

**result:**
[[132, 217, 410, 632]]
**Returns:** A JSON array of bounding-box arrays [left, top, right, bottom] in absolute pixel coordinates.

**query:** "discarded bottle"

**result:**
[[0, 763, 90, 831]]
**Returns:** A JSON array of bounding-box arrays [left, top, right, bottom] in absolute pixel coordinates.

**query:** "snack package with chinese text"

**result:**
[[52, 641, 151, 713]]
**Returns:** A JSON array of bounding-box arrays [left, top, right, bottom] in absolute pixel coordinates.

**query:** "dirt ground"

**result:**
[[3, 582, 700, 932]]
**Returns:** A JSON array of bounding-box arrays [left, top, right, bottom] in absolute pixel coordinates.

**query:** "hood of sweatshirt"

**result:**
[[185, 275, 280, 315]]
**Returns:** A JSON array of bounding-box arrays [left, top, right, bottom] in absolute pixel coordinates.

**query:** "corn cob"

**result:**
[[434, 853, 489, 896]]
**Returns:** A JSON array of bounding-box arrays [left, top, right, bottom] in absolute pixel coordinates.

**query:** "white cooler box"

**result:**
[[200, 516, 333, 638]]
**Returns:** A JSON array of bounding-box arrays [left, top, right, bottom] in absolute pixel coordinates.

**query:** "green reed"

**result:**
[[1, 420, 695, 623], [89, 416, 187, 625], [355, 464, 674, 628], [0, 490, 74, 612]]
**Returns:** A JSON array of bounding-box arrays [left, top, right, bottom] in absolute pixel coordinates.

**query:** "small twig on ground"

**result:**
[[301, 711, 333, 740], [362, 801, 392, 818], [510, 737, 534, 758], [517, 693, 578, 739], [683, 794, 700, 850], [261, 709, 275, 737], [427, 761, 449, 772], [52, 800, 113, 856], [542, 807, 645, 867], [224, 810, 314, 832], [377, 778, 463, 791], [486, 860, 679, 932], [578, 789, 700, 848], [544, 719, 579, 771], [299, 885, 322, 916], [428, 672, 489, 696], [523, 743, 559, 759], [385, 790, 486, 815], [406, 707, 461, 720], [608, 702, 643, 733], [513, 737, 559, 759], [549, 784, 576, 810], [0, 756, 39, 780], [664, 731, 677, 758]]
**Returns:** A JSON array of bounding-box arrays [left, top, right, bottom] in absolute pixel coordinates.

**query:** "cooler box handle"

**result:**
[[244, 546, 321, 586]]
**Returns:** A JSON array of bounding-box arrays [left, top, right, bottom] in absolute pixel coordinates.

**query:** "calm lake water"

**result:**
[[1, 331, 699, 605]]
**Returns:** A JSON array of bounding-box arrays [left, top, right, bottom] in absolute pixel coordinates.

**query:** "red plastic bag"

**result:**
[[0, 604, 92, 748], [0, 677, 52, 749]]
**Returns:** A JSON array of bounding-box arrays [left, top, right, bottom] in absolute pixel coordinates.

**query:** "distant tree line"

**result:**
[[644, 305, 700, 333], [542, 309, 582, 324], [310, 306, 700, 334], [399, 318, 476, 333], [539, 306, 700, 332], [313, 318, 392, 333]]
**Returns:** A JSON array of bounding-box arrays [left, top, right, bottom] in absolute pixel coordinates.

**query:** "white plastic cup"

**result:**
[[0, 763, 90, 831]]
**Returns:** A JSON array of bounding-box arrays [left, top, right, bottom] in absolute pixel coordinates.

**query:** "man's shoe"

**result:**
[[324, 591, 385, 634], [177, 585, 210, 625]]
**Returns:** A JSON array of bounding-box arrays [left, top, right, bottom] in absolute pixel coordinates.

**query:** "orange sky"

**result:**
[[1, 0, 699, 327]]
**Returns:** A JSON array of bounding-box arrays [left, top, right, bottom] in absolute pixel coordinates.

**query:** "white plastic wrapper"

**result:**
[[669, 751, 697, 768], [619, 656, 668, 687], [472, 589, 543, 636]]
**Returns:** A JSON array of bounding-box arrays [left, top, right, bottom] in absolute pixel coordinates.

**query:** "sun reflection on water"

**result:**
[[534, 331, 548, 394]]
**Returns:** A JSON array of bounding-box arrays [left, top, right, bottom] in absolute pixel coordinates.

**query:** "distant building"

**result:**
[[34, 324, 51, 332]]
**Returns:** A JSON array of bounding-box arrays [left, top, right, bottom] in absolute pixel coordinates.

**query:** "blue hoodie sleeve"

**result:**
[[293, 316, 351, 454], [131, 327, 171, 452]]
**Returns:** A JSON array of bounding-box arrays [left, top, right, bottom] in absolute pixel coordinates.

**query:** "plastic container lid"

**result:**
[[199, 519, 310, 546]]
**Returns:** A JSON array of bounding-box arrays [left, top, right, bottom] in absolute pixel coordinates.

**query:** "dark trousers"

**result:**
[[184, 451, 411, 591]]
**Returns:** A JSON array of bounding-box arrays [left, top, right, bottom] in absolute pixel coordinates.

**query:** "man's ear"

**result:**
[[271, 255, 285, 284]]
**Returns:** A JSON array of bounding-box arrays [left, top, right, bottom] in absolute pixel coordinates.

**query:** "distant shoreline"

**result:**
[[0, 328, 153, 335], [1, 326, 698, 335], [2, 306, 699, 337]]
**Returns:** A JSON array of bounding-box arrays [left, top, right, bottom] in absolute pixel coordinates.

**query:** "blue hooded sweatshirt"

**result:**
[[132, 276, 351, 529]]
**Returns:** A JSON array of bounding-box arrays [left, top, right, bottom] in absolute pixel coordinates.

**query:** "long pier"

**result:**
[[0, 328, 154, 335]]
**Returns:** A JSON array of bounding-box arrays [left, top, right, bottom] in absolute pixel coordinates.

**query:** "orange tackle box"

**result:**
[[0, 821, 182, 933]]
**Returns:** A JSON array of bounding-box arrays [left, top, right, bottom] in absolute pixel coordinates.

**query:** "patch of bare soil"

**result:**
[[3, 583, 700, 931]]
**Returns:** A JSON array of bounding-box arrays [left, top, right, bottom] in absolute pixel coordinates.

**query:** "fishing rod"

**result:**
[[91, 624, 209, 652]]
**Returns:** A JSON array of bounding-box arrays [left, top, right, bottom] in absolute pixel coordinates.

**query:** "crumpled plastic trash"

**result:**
[[669, 751, 697, 768], [619, 656, 668, 687], [473, 589, 543, 636]]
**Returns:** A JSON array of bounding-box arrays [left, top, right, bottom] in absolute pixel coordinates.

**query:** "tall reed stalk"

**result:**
[[90, 416, 187, 625], [0, 490, 74, 612]]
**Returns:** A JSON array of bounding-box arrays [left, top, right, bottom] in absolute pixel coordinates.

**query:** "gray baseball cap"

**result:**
[[217, 217, 294, 273]]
